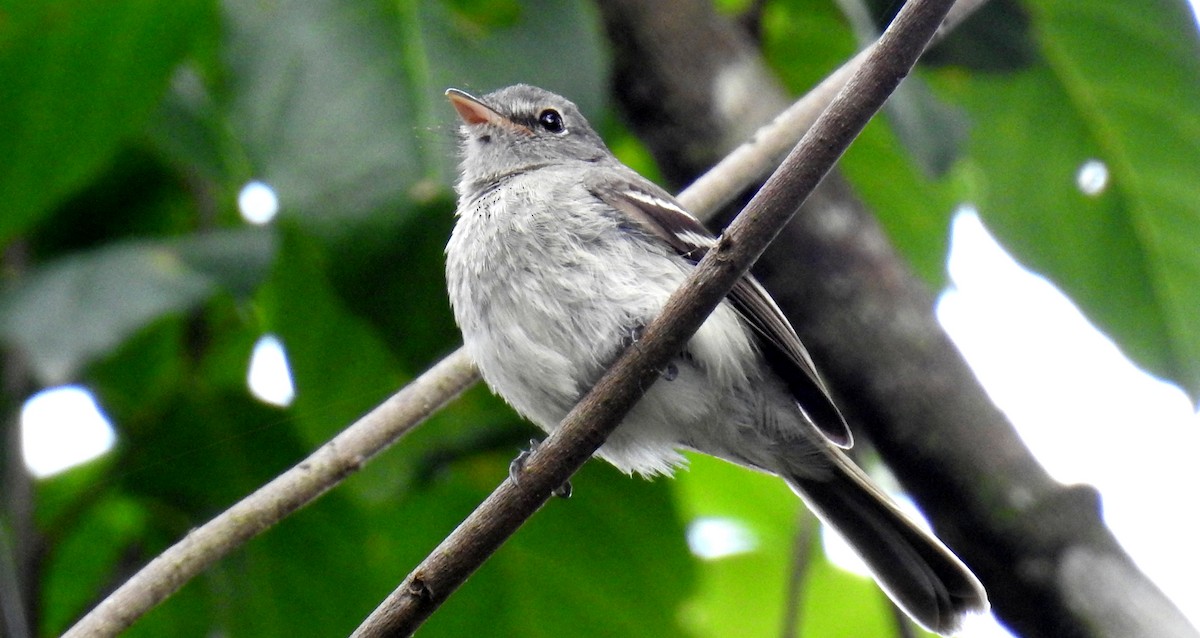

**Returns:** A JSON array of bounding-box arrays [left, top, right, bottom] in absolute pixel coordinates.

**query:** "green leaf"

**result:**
[[0, 229, 275, 383], [86, 319, 192, 426], [675, 455, 924, 637], [323, 198, 465, 373], [943, 0, 1200, 399], [505, 467, 694, 637], [255, 225, 401, 444], [105, 390, 369, 637], [217, 0, 607, 228], [671, 455, 902, 637], [833, 0, 970, 178], [763, 0, 961, 284], [921, 0, 1037, 72], [221, 0, 426, 222], [200, 487, 383, 636], [672, 455, 801, 637], [839, 119, 962, 285], [418, 0, 609, 120], [762, 0, 858, 95], [38, 488, 150, 636], [881, 77, 970, 179], [390, 460, 695, 637], [0, 0, 216, 244], [799, 548, 897, 638]]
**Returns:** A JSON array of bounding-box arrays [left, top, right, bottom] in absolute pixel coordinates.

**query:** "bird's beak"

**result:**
[[446, 88, 531, 134]]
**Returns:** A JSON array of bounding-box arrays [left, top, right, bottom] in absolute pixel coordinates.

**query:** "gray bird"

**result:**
[[444, 83, 988, 634]]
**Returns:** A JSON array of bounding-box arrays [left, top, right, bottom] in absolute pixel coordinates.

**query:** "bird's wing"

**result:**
[[588, 174, 851, 447]]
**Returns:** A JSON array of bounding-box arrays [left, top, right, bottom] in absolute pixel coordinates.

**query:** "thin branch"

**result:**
[[351, 0, 958, 634], [2, 240, 36, 638], [778, 512, 817, 638], [890, 598, 919, 638], [0, 526, 30, 638], [61, 348, 479, 638]]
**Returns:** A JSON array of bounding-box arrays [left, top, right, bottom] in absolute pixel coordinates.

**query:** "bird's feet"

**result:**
[[624, 322, 684, 381], [509, 439, 572, 499], [625, 323, 646, 350]]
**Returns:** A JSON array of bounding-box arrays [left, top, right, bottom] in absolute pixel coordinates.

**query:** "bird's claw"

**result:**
[[509, 439, 572, 499], [625, 323, 646, 350]]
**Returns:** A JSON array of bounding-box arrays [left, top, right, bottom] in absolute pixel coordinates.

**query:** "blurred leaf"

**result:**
[[490, 465, 694, 637], [86, 319, 191, 427], [39, 489, 149, 636], [256, 225, 401, 444], [221, 0, 426, 223], [0, 229, 274, 384], [762, 0, 858, 94], [0, 0, 216, 244], [325, 200, 463, 372], [380, 458, 695, 637], [672, 455, 903, 637], [921, 0, 1037, 71], [882, 78, 970, 178], [798, 548, 897, 638], [419, 0, 609, 125], [218, 0, 607, 230], [104, 389, 369, 637], [839, 118, 961, 285], [942, 0, 1200, 399], [149, 68, 232, 186], [194, 480, 381, 636], [113, 393, 295, 512], [177, 228, 279, 296], [859, 0, 1037, 72], [763, 0, 960, 284], [833, 0, 969, 177], [27, 148, 198, 258], [671, 455, 793, 637]]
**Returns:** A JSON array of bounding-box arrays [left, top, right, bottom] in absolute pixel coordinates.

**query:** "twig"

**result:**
[[2, 241, 36, 638], [890, 599, 919, 638], [0, 526, 31, 638], [351, 0, 958, 634], [61, 348, 479, 638], [778, 512, 817, 638]]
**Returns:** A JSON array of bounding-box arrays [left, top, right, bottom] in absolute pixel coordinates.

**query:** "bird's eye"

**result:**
[[537, 109, 566, 133]]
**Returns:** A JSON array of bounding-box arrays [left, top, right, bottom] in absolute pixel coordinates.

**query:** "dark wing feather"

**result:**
[[726, 277, 850, 447], [588, 174, 852, 447]]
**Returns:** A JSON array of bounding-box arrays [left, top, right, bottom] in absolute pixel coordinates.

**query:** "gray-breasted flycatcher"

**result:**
[[444, 84, 987, 634]]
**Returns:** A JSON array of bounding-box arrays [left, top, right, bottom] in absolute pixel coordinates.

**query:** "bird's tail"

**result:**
[[784, 452, 988, 635]]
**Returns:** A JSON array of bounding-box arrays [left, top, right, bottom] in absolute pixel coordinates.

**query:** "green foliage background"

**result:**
[[1, 0, 1197, 636]]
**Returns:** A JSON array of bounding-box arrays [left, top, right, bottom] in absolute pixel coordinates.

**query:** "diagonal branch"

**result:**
[[61, 349, 479, 638], [350, 0, 958, 634]]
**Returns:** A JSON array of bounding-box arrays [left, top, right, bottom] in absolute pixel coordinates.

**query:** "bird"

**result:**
[[443, 83, 987, 634]]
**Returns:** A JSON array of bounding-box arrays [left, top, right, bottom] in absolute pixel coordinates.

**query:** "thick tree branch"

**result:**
[[61, 348, 479, 638], [599, 0, 1197, 636], [350, 1, 957, 634], [766, 176, 1198, 638]]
